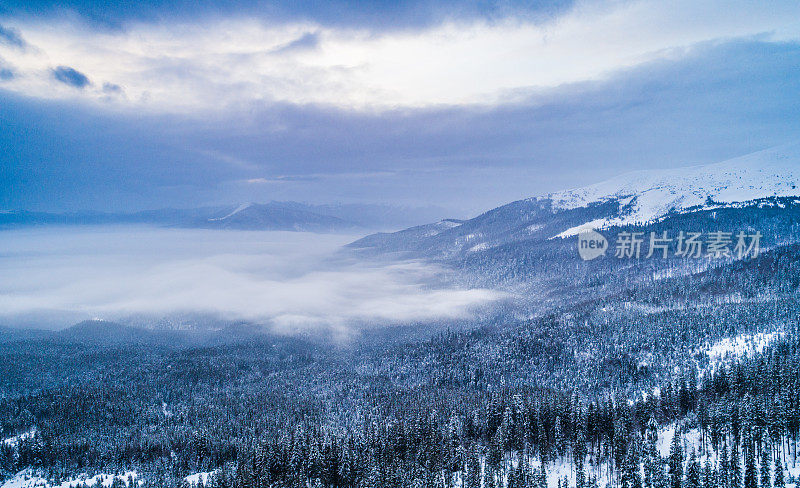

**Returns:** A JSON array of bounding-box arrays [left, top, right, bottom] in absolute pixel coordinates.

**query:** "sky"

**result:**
[[2, 0, 800, 216]]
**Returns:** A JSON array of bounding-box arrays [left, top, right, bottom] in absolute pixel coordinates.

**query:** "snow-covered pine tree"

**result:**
[[686, 450, 701, 488], [669, 428, 684, 488]]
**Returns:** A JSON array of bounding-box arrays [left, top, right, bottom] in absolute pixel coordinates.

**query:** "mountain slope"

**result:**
[[351, 144, 800, 260]]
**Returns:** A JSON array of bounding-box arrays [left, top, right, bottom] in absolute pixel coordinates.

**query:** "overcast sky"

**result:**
[[2, 0, 800, 216]]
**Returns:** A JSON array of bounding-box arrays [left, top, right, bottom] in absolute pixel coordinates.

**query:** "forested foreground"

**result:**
[[1, 324, 799, 488], [202, 330, 800, 488]]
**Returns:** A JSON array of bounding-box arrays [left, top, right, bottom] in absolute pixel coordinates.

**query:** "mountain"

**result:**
[[197, 202, 356, 232], [351, 144, 800, 261], [0, 202, 448, 232]]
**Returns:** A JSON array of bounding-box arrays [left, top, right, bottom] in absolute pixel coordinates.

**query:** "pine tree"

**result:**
[[721, 442, 731, 488], [464, 445, 480, 488], [703, 456, 715, 488], [760, 442, 771, 488], [575, 429, 587, 488], [483, 465, 496, 488], [621, 437, 642, 488], [731, 443, 742, 488], [669, 428, 684, 488], [772, 456, 784, 488], [686, 450, 701, 488], [745, 441, 758, 488], [539, 464, 548, 488], [644, 436, 665, 488], [555, 416, 565, 458]]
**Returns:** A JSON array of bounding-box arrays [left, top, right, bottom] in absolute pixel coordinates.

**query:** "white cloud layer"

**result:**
[[2, 0, 800, 111], [0, 226, 504, 335]]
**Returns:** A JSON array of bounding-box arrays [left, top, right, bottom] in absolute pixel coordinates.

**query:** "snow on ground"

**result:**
[[0, 470, 140, 488], [656, 424, 705, 459], [2, 428, 36, 448], [553, 219, 609, 239], [788, 465, 800, 488], [702, 330, 784, 373], [208, 203, 252, 221], [184, 472, 216, 486], [423, 219, 463, 237], [527, 224, 545, 234], [468, 243, 491, 253], [486, 420, 794, 488]]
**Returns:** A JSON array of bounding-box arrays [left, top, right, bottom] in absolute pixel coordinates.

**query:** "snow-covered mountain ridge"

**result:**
[[542, 144, 800, 236]]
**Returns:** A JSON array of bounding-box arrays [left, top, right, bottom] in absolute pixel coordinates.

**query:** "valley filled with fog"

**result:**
[[0, 226, 503, 336]]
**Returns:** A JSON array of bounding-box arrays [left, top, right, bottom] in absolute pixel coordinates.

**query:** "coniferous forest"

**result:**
[[1, 209, 799, 488]]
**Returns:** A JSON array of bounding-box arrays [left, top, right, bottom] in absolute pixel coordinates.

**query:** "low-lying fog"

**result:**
[[0, 226, 503, 336]]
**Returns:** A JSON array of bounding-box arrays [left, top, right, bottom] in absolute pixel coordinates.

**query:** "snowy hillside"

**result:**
[[545, 144, 800, 236]]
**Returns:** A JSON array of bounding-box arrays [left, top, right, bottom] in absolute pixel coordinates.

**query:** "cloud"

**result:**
[[2, 0, 800, 111], [52, 65, 90, 88], [0, 24, 26, 48], [102, 82, 122, 93], [3, 39, 800, 214], [0, 226, 505, 336]]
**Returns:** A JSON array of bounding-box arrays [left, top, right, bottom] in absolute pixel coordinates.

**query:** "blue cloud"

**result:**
[[0, 24, 26, 48], [52, 66, 91, 88]]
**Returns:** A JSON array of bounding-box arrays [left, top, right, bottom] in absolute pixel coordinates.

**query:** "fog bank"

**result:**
[[0, 226, 503, 335]]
